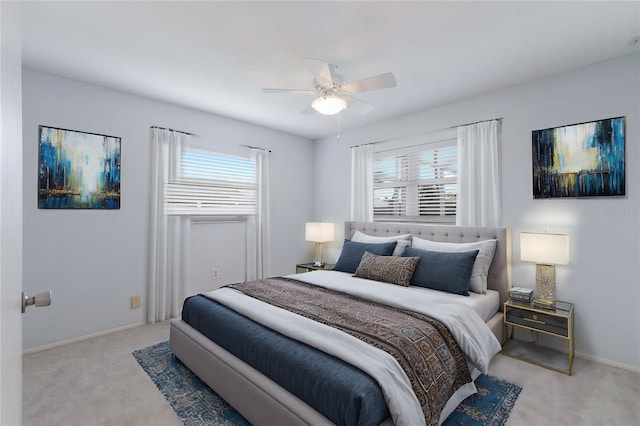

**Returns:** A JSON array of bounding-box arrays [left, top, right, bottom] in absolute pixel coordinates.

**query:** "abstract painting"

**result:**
[[38, 126, 121, 209], [532, 117, 625, 199]]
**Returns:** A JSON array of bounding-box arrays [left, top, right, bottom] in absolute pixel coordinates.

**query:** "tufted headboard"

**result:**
[[345, 221, 512, 308]]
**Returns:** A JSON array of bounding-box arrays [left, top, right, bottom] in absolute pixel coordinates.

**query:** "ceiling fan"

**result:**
[[262, 59, 397, 116]]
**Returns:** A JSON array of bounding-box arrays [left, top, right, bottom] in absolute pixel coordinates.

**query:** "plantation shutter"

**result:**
[[165, 148, 256, 216], [373, 140, 457, 222]]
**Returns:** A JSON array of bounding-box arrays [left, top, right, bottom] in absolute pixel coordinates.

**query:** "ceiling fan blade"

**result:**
[[263, 88, 316, 95], [304, 59, 339, 87], [342, 72, 397, 94], [344, 95, 375, 115]]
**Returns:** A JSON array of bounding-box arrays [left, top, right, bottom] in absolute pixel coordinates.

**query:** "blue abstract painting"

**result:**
[[532, 117, 625, 199], [38, 126, 121, 209]]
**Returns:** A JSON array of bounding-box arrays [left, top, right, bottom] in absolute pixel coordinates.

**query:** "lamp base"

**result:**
[[534, 263, 556, 305], [533, 298, 556, 308], [313, 242, 324, 268]]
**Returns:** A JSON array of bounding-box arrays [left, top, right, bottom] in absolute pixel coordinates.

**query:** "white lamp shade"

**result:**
[[305, 222, 334, 243], [311, 96, 347, 115], [521, 232, 570, 265]]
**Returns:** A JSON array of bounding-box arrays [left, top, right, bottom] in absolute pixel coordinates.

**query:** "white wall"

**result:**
[[189, 220, 247, 294], [314, 53, 640, 369], [22, 69, 315, 350]]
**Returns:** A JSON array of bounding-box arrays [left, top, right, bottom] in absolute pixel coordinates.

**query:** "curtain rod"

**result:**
[[451, 117, 503, 128], [350, 117, 503, 148], [150, 126, 196, 136], [242, 144, 272, 153]]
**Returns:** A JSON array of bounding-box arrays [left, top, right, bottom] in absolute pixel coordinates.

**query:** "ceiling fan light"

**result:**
[[311, 95, 347, 115]]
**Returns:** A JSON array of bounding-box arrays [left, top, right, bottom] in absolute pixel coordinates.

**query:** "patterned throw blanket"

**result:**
[[228, 277, 472, 425]]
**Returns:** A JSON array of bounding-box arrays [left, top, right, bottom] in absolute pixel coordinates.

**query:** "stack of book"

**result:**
[[509, 286, 534, 303]]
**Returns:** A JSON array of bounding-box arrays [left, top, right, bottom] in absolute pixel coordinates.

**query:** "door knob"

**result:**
[[22, 290, 52, 313]]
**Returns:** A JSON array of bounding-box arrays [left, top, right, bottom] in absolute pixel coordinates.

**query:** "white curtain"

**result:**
[[247, 148, 271, 280], [456, 120, 502, 227], [148, 128, 191, 323], [350, 144, 374, 221]]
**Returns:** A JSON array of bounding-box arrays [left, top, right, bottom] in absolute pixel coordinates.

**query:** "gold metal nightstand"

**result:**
[[502, 299, 574, 375], [295, 263, 335, 273]]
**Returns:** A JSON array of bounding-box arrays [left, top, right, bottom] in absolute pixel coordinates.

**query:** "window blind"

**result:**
[[165, 148, 256, 216], [373, 140, 457, 222]]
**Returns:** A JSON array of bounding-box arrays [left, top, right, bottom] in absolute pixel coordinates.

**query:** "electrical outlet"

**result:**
[[131, 295, 141, 309], [212, 269, 219, 279]]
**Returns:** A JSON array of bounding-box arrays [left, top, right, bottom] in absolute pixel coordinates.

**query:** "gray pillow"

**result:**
[[353, 251, 420, 286], [403, 246, 479, 296], [333, 239, 397, 273]]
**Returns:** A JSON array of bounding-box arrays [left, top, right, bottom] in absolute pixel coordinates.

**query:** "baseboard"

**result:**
[[510, 329, 640, 373], [23, 322, 146, 355], [575, 351, 640, 373]]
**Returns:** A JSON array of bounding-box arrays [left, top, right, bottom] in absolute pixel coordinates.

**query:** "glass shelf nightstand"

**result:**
[[502, 299, 574, 375], [295, 263, 335, 273]]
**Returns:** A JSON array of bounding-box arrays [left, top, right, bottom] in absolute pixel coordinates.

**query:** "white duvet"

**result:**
[[204, 270, 501, 426]]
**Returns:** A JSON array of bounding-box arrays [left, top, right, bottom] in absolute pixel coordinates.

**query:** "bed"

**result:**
[[170, 221, 512, 426]]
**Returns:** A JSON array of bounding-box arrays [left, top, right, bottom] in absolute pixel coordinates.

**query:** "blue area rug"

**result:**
[[134, 341, 521, 426]]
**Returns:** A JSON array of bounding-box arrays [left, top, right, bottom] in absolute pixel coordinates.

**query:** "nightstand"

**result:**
[[295, 263, 335, 273], [502, 299, 574, 375]]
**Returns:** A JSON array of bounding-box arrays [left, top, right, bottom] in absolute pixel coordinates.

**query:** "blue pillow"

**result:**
[[333, 239, 397, 273], [403, 246, 479, 296]]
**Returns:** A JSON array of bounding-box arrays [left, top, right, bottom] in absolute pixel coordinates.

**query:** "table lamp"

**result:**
[[520, 232, 570, 306], [305, 222, 334, 267]]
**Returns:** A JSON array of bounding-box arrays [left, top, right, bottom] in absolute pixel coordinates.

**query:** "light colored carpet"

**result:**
[[488, 351, 640, 426], [23, 321, 640, 426], [23, 322, 180, 426]]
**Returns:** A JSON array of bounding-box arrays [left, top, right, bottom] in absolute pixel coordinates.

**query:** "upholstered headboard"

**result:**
[[345, 221, 512, 308]]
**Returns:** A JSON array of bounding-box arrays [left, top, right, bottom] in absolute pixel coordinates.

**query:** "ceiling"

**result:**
[[21, 1, 640, 140]]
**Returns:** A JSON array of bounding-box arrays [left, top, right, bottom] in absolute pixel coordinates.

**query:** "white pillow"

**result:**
[[351, 231, 412, 256], [411, 237, 497, 294]]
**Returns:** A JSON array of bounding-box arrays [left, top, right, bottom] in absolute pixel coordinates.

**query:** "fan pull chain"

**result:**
[[336, 112, 341, 140]]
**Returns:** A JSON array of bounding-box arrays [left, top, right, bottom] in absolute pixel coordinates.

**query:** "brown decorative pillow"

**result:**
[[353, 251, 420, 286]]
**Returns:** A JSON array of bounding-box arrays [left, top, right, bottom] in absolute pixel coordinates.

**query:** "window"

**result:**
[[373, 139, 457, 222], [164, 148, 256, 216]]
